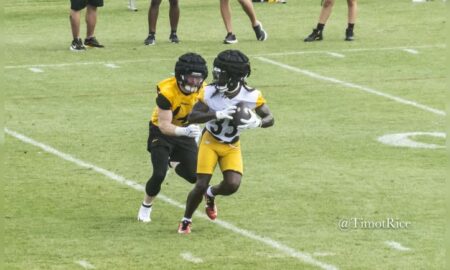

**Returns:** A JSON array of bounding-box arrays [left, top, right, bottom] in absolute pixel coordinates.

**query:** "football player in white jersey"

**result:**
[[178, 50, 274, 234]]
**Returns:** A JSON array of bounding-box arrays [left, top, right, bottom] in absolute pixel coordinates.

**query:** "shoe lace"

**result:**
[[205, 195, 215, 207], [182, 220, 191, 230]]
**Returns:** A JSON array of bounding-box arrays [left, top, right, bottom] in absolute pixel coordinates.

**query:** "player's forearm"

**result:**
[[188, 111, 217, 124], [260, 114, 274, 128], [159, 122, 178, 136]]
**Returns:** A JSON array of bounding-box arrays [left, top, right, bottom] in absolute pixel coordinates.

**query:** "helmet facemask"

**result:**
[[212, 67, 242, 96], [179, 72, 205, 94]]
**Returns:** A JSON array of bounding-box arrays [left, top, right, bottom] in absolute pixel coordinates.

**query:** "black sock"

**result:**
[[171, 30, 177, 35], [149, 31, 155, 36], [347, 23, 355, 30], [142, 202, 152, 208], [317, 23, 325, 31]]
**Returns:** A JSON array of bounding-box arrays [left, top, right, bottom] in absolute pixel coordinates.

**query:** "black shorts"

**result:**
[[147, 123, 198, 160], [71, 0, 104, 11]]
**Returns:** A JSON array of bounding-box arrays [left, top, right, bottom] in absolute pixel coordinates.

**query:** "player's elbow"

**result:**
[[262, 116, 274, 128]]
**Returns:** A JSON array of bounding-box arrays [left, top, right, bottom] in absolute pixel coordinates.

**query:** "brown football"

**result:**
[[232, 102, 252, 126]]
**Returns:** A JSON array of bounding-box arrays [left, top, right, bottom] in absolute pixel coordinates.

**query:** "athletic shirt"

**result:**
[[199, 84, 266, 143], [150, 77, 206, 128]]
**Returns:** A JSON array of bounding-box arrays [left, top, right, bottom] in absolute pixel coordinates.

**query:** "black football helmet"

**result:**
[[212, 50, 251, 96], [175, 53, 208, 94]]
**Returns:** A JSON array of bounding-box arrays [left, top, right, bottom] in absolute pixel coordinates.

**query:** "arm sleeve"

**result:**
[[156, 93, 172, 110]]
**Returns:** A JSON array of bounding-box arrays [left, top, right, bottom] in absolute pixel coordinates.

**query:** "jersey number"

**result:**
[[210, 119, 238, 138]]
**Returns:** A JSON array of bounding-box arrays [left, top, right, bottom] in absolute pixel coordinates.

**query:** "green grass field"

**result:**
[[4, 0, 447, 269]]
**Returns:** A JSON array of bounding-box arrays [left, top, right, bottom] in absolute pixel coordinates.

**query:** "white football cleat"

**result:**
[[137, 204, 152, 222]]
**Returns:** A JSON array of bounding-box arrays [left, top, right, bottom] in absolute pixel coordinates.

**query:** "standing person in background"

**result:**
[[220, 0, 268, 44], [144, 0, 180, 45], [69, 0, 105, 51], [137, 53, 208, 223], [304, 0, 357, 42]]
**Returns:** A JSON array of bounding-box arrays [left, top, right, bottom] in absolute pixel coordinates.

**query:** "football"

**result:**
[[232, 102, 252, 126]]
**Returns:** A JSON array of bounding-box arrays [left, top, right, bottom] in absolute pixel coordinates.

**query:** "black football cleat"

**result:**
[[70, 38, 86, 51], [345, 28, 354, 41], [84, 37, 104, 48], [223, 33, 238, 44], [144, 34, 156, 45], [304, 29, 323, 42], [253, 23, 268, 41], [169, 32, 179, 44]]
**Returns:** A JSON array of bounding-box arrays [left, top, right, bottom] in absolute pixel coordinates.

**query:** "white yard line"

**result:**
[[29, 67, 44, 73], [180, 252, 204, 263], [313, 252, 336, 257], [252, 44, 444, 57], [385, 241, 412, 252], [256, 57, 445, 116], [5, 127, 338, 270], [104, 63, 120, 69], [402, 49, 419, 54], [5, 45, 444, 69], [75, 260, 96, 269], [326, 52, 345, 58]]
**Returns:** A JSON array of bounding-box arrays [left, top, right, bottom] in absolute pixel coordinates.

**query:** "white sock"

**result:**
[[182, 217, 192, 222], [206, 186, 215, 198]]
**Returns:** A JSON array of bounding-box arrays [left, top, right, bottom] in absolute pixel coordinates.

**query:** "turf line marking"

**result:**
[[75, 260, 95, 269], [29, 67, 44, 73], [313, 252, 336, 257], [402, 49, 419, 54], [326, 52, 345, 58], [5, 45, 444, 69], [104, 63, 120, 69], [256, 57, 445, 116], [385, 241, 411, 251], [377, 132, 445, 149], [253, 44, 444, 57], [5, 127, 338, 270], [180, 252, 203, 263]]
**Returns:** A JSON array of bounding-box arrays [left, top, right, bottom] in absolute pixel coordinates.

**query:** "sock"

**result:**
[[347, 23, 355, 30], [142, 202, 152, 208], [182, 217, 192, 222], [317, 23, 325, 31], [206, 186, 215, 198], [149, 31, 155, 36], [171, 30, 177, 35]]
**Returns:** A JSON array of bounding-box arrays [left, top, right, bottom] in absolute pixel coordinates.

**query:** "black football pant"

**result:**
[[145, 145, 197, 197]]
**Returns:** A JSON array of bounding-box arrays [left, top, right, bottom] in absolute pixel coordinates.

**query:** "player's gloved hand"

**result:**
[[215, 105, 237, 120], [175, 125, 201, 138], [237, 110, 262, 131]]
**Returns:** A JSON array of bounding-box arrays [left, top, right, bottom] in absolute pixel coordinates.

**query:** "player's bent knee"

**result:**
[[145, 181, 161, 197], [227, 181, 241, 195], [185, 174, 197, 184]]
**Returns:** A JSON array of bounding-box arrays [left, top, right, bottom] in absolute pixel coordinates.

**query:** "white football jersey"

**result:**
[[199, 84, 266, 143]]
